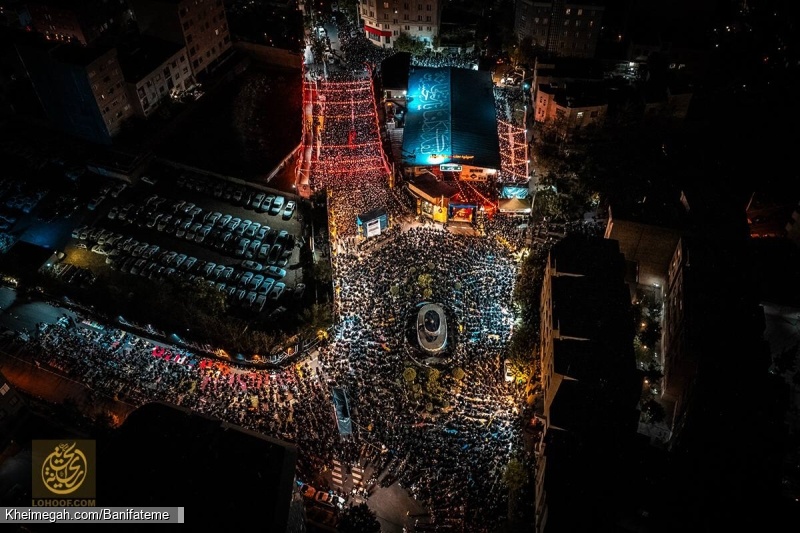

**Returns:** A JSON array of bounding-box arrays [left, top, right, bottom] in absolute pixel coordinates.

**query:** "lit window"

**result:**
[[565, 8, 570, 15], [577, 9, 583, 15], [577, 111, 584, 119]]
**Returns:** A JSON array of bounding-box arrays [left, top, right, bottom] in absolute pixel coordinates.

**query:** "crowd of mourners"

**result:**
[[4, 14, 555, 533]]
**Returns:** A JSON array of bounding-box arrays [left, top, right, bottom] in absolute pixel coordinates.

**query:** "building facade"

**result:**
[[120, 36, 190, 117], [533, 82, 607, 135], [27, 0, 129, 45], [514, 0, 604, 58], [359, 0, 442, 48], [129, 0, 231, 79], [536, 235, 640, 532], [17, 39, 134, 144]]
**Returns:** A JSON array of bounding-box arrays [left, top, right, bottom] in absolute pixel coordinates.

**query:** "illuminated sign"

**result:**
[[440, 164, 462, 172]]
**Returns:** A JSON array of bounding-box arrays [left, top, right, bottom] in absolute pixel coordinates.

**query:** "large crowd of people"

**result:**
[[3, 14, 554, 533]]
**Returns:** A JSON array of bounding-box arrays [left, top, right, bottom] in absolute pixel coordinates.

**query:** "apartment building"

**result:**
[[16, 37, 134, 144], [359, 0, 442, 48], [27, 0, 129, 45], [536, 235, 640, 532], [129, 0, 231, 79], [514, 0, 604, 58], [119, 36, 190, 117]]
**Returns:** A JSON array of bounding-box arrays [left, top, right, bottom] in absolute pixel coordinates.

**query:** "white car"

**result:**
[[173, 254, 187, 268], [239, 271, 253, 287], [203, 262, 217, 277], [283, 200, 296, 219], [251, 192, 265, 209], [270, 195, 285, 215]]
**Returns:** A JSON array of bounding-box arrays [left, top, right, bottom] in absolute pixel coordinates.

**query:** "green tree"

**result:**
[[337, 502, 381, 533], [451, 367, 465, 381], [313, 259, 333, 285], [403, 367, 417, 383], [417, 273, 433, 289], [502, 458, 529, 521], [393, 32, 427, 55]]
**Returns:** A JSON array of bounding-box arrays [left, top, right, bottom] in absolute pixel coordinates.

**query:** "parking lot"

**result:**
[[61, 164, 308, 319]]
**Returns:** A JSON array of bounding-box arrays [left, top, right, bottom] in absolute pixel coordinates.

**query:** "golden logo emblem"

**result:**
[[41, 442, 88, 495]]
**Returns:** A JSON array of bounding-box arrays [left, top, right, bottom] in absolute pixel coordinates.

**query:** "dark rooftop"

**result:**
[[549, 235, 626, 277], [551, 274, 631, 341], [97, 402, 297, 529], [408, 172, 460, 199], [119, 36, 184, 82], [380, 51, 411, 91], [50, 42, 114, 67]]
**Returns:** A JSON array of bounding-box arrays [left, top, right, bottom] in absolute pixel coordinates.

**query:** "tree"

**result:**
[[403, 367, 417, 383], [642, 399, 666, 424], [337, 503, 380, 533], [313, 259, 333, 285], [451, 367, 465, 381], [393, 32, 427, 55], [502, 458, 529, 521]]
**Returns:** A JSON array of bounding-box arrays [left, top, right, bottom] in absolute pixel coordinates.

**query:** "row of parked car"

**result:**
[[70, 225, 294, 312], [105, 194, 295, 266], [174, 173, 297, 219]]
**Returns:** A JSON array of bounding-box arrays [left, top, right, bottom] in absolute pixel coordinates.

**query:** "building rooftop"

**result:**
[[551, 274, 631, 341], [539, 81, 607, 108], [380, 51, 410, 91], [403, 66, 501, 169], [97, 401, 297, 529], [408, 172, 461, 201], [605, 218, 681, 288], [50, 42, 114, 66], [118, 36, 184, 82], [549, 234, 626, 277]]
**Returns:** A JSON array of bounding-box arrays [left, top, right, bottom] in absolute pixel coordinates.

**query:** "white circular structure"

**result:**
[[417, 303, 447, 354]]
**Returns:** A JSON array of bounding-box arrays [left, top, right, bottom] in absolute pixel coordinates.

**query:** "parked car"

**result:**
[[275, 230, 290, 247], [270, 196, 285, 215], [181, 256, 197, 272], [235, 220, 252, 236], [267, 244, 282, 264], [246, 291, 258, 307], [255, 294, 267, 311], [251, 192, 265, 209], [283, 200, 296, 219], [187, 222, 203, 240], [315, 491, 334, 507], [227, 217, 242, 232], [220, 266, 234, 280], [241, 260, 264, 271], [174, 254, 187, 268], [246, 240, 261, 259], [258, 244, 270, 260], [162, 251, 177, 265], [157, 214, 173, 231], [265, 266, 286, 279], [205, 211, 222, 225], [195, 225, 212, 243], [236, 238, 251, 256], [203, 262, 217, 277], [239, 271, 253, 287], [211, 264, 225, 280], [245, 222, 261, 238], [294, 283, 306, 300], [255, 225, 269, 241], [107, 206, 119, 220], [260, 195, 274, 213], [250, 274, 265, 290], [269, 281, 286, 300], [218, 214, 232, 228]]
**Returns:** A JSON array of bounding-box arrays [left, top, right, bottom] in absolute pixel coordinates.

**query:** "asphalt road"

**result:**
[[0, 287, 78, 334]]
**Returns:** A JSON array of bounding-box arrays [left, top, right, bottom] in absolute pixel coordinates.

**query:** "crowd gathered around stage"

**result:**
[[0, 13, 560, 533]]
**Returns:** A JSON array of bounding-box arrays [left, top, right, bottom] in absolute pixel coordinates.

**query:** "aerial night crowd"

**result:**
[[11, 12, 543, 532]]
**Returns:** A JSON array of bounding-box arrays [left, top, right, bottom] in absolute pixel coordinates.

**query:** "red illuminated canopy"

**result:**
[[365, 25, 392, 37]]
